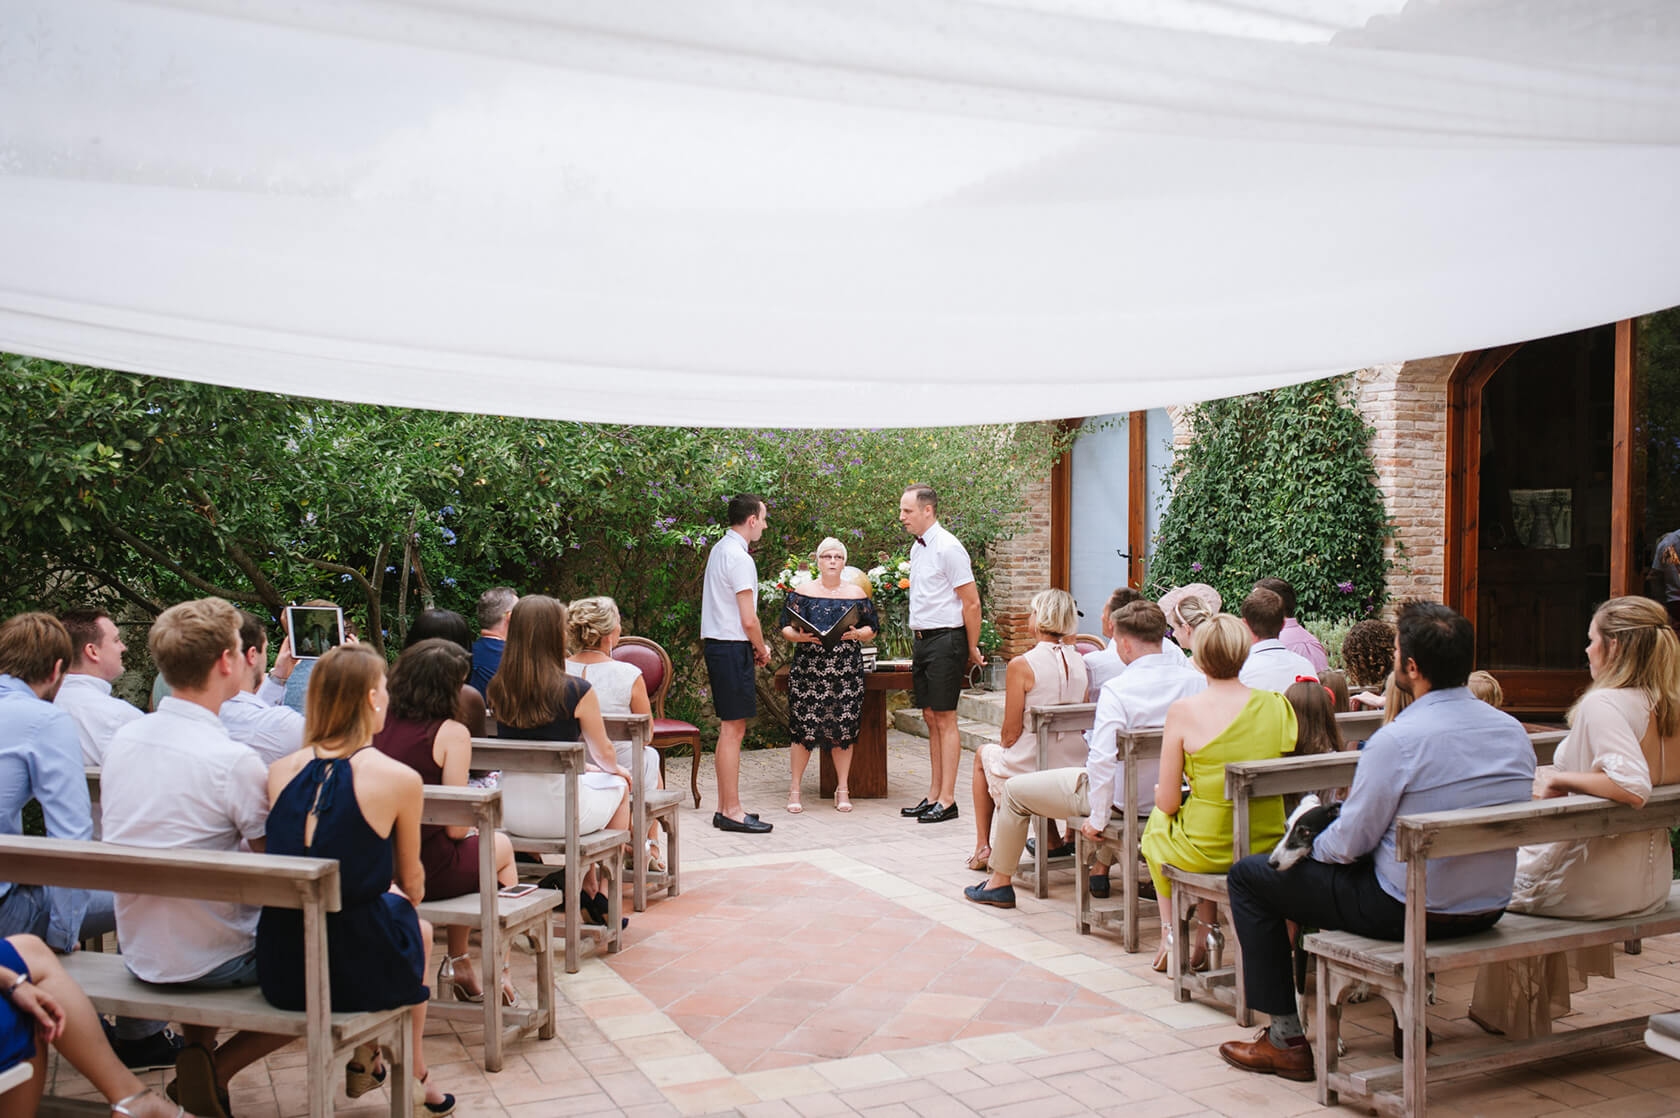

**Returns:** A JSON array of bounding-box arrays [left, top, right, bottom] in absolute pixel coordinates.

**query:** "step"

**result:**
[[957, 689, 1007, 727], [891, 708, 999, 752]]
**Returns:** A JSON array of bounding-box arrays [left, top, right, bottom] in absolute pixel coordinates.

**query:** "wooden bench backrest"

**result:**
[[1334, 709, 1385, 744], [418, 784, 502, 830], [0, 834, 340, 911], [601, 713, 652, 749], [467, 738, 585, 775], [1397, 784, 1680, 862]]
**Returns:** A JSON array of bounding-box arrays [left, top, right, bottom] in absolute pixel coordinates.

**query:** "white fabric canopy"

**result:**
[[2, 0, 1678, 426]]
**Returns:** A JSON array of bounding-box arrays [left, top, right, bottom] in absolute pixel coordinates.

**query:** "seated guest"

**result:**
[[1160, 583, 1220, 659], [218, 611, 305, 766], [1083, 587, 1142, 700], [470, 587, 518, 696], [1378, 670, 1414, 724], [968, 591, 1088, 871], [1341, 618, 1396, 692], [489, 596, 631, 928], [1237, 588, 1318, 691], [1469, 596, 1680, 1038], [1219, 602, 1534, 1082], [1284, 678, 1341, 811], [1319, 668, 1351, 713], [0, 613, 176, 1070], [102, 598, 290, 1115], [279, 598, 345, 715], [372, 638, 518, 1006], [1467, 670, 1504, 708], [403, 608, 488, 737], [1141, 615, 1297, 972], [259, 644, 455, 1115], [963, 601, 1205, 908], [53, 607, 141, 765], [567, 596, 666, 867], [1254, 578, 1329, 674], [0, 933, 185, 1118]]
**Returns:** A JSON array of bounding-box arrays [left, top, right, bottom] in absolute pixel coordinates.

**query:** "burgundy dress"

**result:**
[[371, 717, 481, 899]]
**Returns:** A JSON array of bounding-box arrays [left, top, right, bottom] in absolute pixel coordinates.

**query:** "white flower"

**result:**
[[790, 569, 814, 588], [867, 565, 886, 579], [896, 559, 912, 574]]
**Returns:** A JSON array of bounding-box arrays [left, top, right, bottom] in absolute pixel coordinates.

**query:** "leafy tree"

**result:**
[[1149, 377, 1394, 620]]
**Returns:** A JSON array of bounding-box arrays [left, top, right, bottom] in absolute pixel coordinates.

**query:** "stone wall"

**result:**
[[985, 471, 1053, 658], [1353, 357, 1456, 610]]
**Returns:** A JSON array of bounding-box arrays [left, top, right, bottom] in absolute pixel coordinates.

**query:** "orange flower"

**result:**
[[897, 578, 910, 589]]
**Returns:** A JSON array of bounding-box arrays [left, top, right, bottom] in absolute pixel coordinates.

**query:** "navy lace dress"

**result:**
[[782, 592, 879, 749], [256, 752, 430, 1012]]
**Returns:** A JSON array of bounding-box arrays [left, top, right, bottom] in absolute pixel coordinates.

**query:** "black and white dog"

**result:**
[[1267, 795, 1341, 871]]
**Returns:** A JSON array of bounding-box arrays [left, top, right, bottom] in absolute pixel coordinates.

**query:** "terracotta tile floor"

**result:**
[[38, 728, 1680, 1116]]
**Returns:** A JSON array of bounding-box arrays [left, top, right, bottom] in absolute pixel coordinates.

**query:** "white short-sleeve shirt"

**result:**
[[53, 674, 143, 766], [907, 521, 975, 630], [700, 529, 758, 641], [1238, 639, 1320, 693], [101, 697, 272, 983]]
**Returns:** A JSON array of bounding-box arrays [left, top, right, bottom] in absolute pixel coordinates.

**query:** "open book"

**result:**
[[786, 600, 861, 650]]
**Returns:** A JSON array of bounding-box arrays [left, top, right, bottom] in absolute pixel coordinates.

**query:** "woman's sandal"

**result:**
[[346, 1041, 388, 1098], [835, 790, 852, 813], [413, 1070, 456, 1117], [435, 953, 483, 1004], [1152, 933, 1172, 973], [786, 795, 803, 814], [113, 1087, 183, 1118], [966, 847, 991, 871], [500, 965, 520, 1009], [644, 838, 667, 874]]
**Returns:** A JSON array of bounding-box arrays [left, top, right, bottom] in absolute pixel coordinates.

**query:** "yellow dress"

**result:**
[[1140, 690, 1296, 898]]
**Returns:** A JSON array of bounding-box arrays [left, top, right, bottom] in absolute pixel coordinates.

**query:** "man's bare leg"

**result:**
[[715, 717, 747, 820], [922, 709, 943, 803], [926, 709, 961, 807]]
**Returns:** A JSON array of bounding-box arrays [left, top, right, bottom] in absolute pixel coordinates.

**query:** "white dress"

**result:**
[[1469, 688, 1675, 1038], [567, 658, 660, 791]]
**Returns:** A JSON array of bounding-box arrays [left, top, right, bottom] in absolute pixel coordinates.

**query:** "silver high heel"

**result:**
[[436, 953, 483, 1004], [1204, 921, 1226, 971], [113, 1087, 183, 1117]]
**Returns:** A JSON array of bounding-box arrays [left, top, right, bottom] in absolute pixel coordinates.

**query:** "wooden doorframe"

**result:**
[[1049, 411, 1153, 594], [1049, 419, 1078, 591], [1445, 323, 1642, 710]]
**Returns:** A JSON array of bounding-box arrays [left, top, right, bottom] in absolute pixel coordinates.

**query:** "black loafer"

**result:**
[[917, 802, 959, 824], [1089, 873, 1111, 899], [713, 811, 773, 834], [901, 798, 932, 817]]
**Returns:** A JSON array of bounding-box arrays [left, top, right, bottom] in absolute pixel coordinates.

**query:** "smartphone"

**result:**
[[497, 883, 539, 899], [284, 605, 345, 659]]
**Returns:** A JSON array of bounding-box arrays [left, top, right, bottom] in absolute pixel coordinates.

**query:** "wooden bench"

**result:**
[[1067, 722, 1168, 952], [0, 1063, 30, 1099], [1647, 1011, 1680, 1061], [469, 738, 629, 973], [1024, 703, 1093, 899], [413, 785, 558, 1072], [1164, 726, 1573, 1023], [0, 835, 412, 1118], [602, 713, 682, 912], [1308, 784, 1680, 1118]]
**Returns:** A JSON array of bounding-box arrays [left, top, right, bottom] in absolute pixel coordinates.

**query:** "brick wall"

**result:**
[[985, 471, 1053, 658], [1354, 357, 1455, 611]]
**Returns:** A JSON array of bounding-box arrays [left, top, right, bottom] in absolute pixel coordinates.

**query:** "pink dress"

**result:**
[[979, 641, 1089, 800]]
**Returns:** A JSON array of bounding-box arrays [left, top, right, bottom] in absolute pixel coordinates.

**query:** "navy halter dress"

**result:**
[[256, 752, 429, 1012]]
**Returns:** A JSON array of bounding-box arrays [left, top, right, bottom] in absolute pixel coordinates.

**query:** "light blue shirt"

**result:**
[[0, 674, 95, 949], [1312, 687, 1535, 913]]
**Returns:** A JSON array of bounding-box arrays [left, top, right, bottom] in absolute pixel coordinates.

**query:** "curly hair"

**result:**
[[1341, 619, 1396, 688]]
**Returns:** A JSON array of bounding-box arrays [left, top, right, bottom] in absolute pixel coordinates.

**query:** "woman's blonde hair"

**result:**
[[1178, 594, 1217, 633], [567, 596, 621, 653], [304, 644, 387, 749], [1574, 596, 1680, 736], [1467, 670, 1504, 709], [1381, 671, 1415, 726], [815, 537, 847, 562], [1030, 589, 1077, 640], [1193, 614, 1250, 680]]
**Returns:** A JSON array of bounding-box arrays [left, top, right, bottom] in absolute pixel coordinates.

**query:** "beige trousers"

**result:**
[[990, 767, 1119, 877]]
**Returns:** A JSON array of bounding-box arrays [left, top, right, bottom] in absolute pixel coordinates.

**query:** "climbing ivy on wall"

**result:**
[[1150, 376, 1395, 621]]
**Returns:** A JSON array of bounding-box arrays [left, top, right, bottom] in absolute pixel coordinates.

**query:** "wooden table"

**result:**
[[773, 667, 911, 799]]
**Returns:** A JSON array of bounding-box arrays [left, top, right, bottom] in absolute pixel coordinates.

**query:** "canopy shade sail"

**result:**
[[2, 0, 1679, 426]]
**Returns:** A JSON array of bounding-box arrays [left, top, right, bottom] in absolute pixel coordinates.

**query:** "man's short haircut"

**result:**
[[1105, 587, 1144, 617], [1396, 600, 1475, 690], [0, 612, 74, 685], [236, 610, 269, 659], [1240, 588, 1287, 640], [1253, 578, 1298, 618], [903, 484, 938, 511], [405, 608, 475, 653], [475, 587, 519, 631], [1110, 600, 1168, 644], [58, 607, 111, 667], [727, 494, 767, 527], [1194, 614, 1251, 681], [149, 598, 240, 690]]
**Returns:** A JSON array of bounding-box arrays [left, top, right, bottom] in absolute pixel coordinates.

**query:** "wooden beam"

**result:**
[[1049, 419, 1078, 591], [1128, 411, 1148, 587], [1612, 319, 1638, 595]]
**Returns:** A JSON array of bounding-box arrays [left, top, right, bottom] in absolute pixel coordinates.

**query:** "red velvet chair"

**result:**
[[611, 636, 705, 808], [1074, 632, 1107, 657]]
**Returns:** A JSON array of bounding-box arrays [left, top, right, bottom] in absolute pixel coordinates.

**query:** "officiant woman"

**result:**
[[781, 537, 879, 814]]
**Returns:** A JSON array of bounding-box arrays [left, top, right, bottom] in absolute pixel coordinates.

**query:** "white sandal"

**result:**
[[113, 1086, 183, 1117]]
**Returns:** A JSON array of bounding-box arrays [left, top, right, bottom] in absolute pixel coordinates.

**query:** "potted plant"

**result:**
[[977, 618, 1007, 690]]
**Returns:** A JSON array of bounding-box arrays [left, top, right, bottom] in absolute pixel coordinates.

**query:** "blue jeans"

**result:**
[[0, 887, 163, 1039]]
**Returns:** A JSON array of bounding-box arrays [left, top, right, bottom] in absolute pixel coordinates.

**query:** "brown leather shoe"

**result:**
[[1218, 1029, 1314, 1082]]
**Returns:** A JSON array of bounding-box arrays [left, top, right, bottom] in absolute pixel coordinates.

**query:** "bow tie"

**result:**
[[914, 536, 926, 547]]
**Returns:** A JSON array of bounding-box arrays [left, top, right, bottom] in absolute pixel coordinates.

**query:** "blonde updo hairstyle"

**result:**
[[566, 596, 621, 654], [1193, 614, 1251, 681], [1578, 595, 1680, 736], [1030, 589, 1078, 641]]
